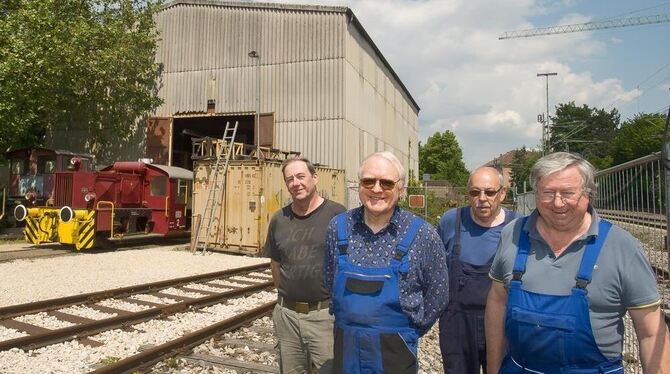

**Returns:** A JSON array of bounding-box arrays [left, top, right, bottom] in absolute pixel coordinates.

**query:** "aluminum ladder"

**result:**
[[191, 121, 239, 255]]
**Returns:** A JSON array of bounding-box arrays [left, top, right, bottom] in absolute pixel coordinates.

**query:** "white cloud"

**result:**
[[257, 0, 642, 169]]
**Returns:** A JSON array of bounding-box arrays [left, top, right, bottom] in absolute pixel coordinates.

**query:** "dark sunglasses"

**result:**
[[360, 178, 399, 191], [468, 186, 503, 198]]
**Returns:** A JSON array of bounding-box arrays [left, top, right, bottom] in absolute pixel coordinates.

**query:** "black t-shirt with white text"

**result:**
[[264, 199, 345, 302]]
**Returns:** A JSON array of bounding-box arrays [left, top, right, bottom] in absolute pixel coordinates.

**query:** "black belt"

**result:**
[[277, 295, 329, 314]]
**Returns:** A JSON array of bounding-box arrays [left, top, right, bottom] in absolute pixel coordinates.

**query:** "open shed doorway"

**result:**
[[171, 114, 255, 170]]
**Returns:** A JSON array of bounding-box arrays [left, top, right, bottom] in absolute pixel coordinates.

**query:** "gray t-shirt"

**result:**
[[264, 199, 345, 302], [490, 208, 660, 358]]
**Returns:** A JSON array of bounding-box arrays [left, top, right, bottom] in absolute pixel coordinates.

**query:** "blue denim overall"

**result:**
[[332, 213, 424, 374], [440, 208, 514, 373], [500, 217, 623, 374]]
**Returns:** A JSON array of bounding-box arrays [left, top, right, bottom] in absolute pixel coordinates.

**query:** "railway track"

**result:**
[[598, 209, 667, 231], [0, 236, 190, 263], [0, 263, 277, 373]]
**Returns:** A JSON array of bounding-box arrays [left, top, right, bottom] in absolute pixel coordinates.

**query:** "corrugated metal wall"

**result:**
[[155, 3, 347, 169], [155, 2, 419, 190], [343, 22, 419, 182]]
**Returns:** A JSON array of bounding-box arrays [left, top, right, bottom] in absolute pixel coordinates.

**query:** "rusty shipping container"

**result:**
[[192, 159, 345, 256]]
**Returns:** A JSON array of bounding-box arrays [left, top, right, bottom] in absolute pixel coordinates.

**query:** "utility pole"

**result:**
[[248, 50, 261, 158], [537, 72, 557, 155]]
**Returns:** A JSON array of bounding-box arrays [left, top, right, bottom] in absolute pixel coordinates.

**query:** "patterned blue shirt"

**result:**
[[324, 206, 449, 334]]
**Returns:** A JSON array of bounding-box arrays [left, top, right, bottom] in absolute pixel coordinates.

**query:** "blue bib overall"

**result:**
[[500, 217, 623, 374], [332, 213, 424, 374], [440, 208, 514, 373]]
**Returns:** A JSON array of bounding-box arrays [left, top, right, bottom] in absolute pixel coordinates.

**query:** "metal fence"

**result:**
[[516, 152, 670, 373], [403, 185, 468, 226]]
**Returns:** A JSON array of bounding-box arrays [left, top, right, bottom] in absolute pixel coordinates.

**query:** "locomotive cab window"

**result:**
[[150, 176, 167, 196], [176, 179, 190, 204], [37, 156, 56, 173], [10, 159, 27, 175]]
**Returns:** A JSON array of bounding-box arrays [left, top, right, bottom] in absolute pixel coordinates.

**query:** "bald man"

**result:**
[[436, 167, 520, 374]]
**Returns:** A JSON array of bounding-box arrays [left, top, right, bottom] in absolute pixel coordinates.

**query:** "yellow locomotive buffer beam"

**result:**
[[58, 207, 96, 250], [13, 205, 60, 245]]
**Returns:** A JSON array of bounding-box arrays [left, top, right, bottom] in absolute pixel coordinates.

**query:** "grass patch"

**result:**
[[98, 356, 121, 365], [163, 356, 180, 369]]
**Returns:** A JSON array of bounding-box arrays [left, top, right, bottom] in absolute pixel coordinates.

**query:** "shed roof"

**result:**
[[161, 0, 420, 113]]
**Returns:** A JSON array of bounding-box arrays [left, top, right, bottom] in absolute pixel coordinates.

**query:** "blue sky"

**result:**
[[263, 0, 670, 169]]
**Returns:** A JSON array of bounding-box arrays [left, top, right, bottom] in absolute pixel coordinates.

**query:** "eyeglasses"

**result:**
[[468, 186, 503, 198], [359, 178, 399, 191], [538, 190, 584, 203]]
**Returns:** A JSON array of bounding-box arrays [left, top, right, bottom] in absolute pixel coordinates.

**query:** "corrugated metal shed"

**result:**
[[46, 0, 421, 205], [155, 1, 420, 190]]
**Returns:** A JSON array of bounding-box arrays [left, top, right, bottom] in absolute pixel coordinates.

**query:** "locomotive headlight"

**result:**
[[84, 192, 96, 202], [14, 205, 40, 221], [59, 206, 74, 223], [14, 205, 27, 222]]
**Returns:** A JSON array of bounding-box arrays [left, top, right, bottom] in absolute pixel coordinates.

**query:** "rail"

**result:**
[[0, 263, 269, 319], [96, 200, 115, 238], [0, 279, 273, 351], [90, 301, 275, 374], [165, 196, 169, 218]]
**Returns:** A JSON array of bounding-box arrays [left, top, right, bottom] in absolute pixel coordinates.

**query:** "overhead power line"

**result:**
[[499, 13, 670, 40]]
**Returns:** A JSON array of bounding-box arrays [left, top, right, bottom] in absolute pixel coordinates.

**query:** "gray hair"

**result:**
[[530, 152, 597, 196], [281, 157, 316, 176], [358, 151, 406, 189], [468, 166, 505, 188]]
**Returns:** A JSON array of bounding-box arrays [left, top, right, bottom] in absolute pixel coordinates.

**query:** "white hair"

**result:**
[[358, 151, 406, 189]]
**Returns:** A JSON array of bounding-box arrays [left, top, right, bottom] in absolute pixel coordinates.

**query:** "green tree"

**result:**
[[549, 102, 619, 169], [419, 130, 469, 186], [510, 146, 540, 192], [611, 113, 664, 165], [0, 0, 163, 156]]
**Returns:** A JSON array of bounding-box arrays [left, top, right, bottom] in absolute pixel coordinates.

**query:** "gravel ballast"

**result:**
[[0, 242, 446, 373], [0, 243, 268, 307]]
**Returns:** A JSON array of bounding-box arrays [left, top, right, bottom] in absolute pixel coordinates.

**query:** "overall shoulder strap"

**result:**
[[394, 216, 425, 259], [511, 216, 531, 282], [574, 219, 612, 289], [392, 216, 425, 274], [335, 213, 349, 255], [452, 208, 463, 257]]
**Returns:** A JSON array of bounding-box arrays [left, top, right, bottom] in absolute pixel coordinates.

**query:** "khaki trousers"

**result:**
[[272, 303, 334, 374]]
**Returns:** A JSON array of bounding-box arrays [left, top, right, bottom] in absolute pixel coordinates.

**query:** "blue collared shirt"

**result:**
[[324, 206, 449, 334]]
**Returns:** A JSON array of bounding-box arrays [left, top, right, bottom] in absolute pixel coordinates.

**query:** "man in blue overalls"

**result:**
[[437, 166, 520, 373], [323, 151, 449, 374], [485, 152, 670, 373]]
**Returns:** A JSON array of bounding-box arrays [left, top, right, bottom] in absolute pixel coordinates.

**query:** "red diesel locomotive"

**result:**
[[14, 160, 192, 249]]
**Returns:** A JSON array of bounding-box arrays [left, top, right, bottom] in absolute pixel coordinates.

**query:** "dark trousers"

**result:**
[[439, 309, 486, 374]]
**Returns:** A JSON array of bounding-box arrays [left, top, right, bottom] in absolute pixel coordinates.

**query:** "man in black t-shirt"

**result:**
[[264, 157, 345, 374]]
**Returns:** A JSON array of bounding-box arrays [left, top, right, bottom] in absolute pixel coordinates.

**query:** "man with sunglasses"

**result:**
[[486, 152, 669, 374], [323, 151, 449, 373], [264, 157, 345, 374], [436, 166, 519, 374]]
